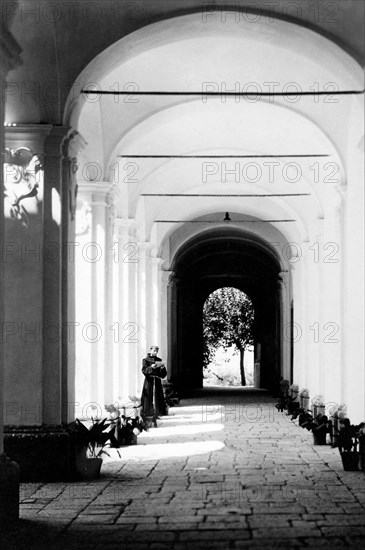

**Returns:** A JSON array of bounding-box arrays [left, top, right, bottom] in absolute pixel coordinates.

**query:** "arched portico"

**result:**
[[63, 11, 363, 421], [2, 7, 362, 433], [1, 0, 364, 517]]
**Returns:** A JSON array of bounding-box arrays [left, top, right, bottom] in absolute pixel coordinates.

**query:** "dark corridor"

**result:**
[[169, 227, 283, 394]]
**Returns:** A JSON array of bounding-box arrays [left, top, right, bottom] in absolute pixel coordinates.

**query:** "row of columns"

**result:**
[[74, 186, 168, 416], [291, 201, 345, 411], [74, 174, 355, 419]]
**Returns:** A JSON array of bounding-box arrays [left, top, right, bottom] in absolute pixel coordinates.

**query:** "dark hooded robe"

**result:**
[[141, 354, 167, 419]]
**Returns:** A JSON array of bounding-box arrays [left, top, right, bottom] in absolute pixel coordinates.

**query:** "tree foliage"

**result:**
[[203, 287, 254, 385]]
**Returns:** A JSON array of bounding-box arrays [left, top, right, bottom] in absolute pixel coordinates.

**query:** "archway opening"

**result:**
[[202, 287, 254, 388], [169, 226, 284, 395]]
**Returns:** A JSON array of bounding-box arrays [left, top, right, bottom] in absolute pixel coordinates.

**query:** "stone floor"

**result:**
[[1, 388, 365, 549]]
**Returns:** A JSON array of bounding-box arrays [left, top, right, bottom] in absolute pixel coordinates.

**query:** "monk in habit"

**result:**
[[141, 345, 167, 422]]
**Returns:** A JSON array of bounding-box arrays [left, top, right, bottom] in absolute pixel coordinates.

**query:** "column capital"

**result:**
[[163, 270, 180, 287], [45, 126, 71, 157], [63, 129, 87, 158], [161, 270, 172, 285], [77, 181, 114, 206], [138, 241, 152, 253], [278, 271, 289, 287], [151, 257, 163, 267], [113, 218, 138, 239], [137, 242, 159, 259]]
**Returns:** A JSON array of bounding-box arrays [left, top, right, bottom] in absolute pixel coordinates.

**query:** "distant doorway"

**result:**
[[169, 227, 283, 393], [203, 287, 254, 387]]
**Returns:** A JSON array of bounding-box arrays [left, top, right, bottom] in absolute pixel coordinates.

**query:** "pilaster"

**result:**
[[278, 270, 290, 382], [74, 182, 114, 416], [0, 22, 22, 523], [321, 189, 343, 406], [160, 269, 172, 373], [43, 126, 70, 424], [166, 271, 180, 382], [3, 125, 53, 426], [342, 96, 365, 421], [291, 260, 306, 389], [111, 218, 139, 402], [304, 229, 323, 398]]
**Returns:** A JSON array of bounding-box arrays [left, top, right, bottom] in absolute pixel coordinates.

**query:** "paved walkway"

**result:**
[[1, 388, 365, 549]]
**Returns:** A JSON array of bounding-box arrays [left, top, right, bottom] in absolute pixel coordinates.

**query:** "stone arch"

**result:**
[[168, 226, 284, 393]]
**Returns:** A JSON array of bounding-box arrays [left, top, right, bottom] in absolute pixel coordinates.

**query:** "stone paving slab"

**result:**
[[2, 389, 365, 549]]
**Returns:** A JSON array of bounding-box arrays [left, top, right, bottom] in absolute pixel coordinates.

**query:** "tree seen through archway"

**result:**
[[203, 287, 254, 386]]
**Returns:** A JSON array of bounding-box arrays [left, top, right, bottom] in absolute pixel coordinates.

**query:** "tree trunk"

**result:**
[[239, 347, 246, 386]]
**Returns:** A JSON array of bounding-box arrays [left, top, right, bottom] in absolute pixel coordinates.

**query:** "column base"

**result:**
[[4, 426, 70, 481], [0, 453, 19, 526]]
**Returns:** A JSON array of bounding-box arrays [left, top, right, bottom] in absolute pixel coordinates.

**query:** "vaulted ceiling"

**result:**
[[4, 0, 365, 124]]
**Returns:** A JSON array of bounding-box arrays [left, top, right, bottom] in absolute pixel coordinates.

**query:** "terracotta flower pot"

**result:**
[[313, 431, 327, 445], [76, 457, 103, 480], [340, 452, 360, 471], [358, 436, 365, 471]]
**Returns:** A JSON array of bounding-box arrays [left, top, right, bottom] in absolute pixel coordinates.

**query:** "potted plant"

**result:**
[[291, 406, 304, 422], [67, 418, 119, 479], [286, 384, 300, 415], [311, 395, 325, 418], [310, 413, 330, 445], [275, 378, 290, 412], [357, 423, 365, 472], [338, 418, 360, 471], [114, 415, 146, 446], [162, 379, 180, 407], [299, 388, 310, 410], [328, 404, 347, 447], [298, 410, 313, 430], [128, 395, 143, 417], [289, 384, 299, 400]]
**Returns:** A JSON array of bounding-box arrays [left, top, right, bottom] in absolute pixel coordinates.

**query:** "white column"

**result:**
[[103, 186, 116, 406], [343, 97, 364, 422], [151, 257, 163, 347], [321, 191, 343, 405], [74, 182, 113, 417], [304, 230, 323, 398], [292, 261, 306, 389], [111, 219, 139, 403], [137, 242, 149, 362]]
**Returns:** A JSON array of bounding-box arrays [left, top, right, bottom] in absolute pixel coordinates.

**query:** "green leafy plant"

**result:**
[[68, 418, 119, 458], [112, 415, 146, 446], [338, 418, 358, 453], [337, 418, 361, 470]]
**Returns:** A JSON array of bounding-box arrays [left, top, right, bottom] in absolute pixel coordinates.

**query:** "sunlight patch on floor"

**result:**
[[104, 440, 225, 461], [139, 423, 224, 438]]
